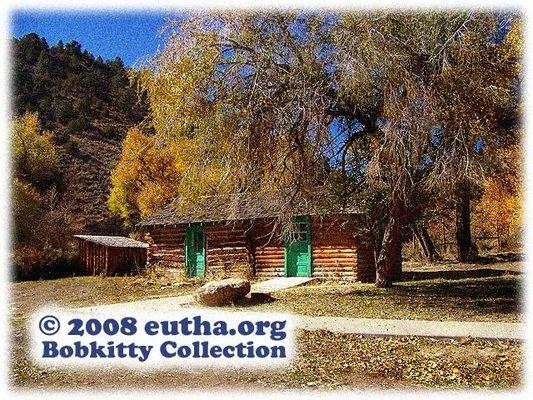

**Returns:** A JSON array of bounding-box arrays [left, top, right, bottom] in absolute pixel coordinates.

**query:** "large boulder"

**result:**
[[194, 278, 251, 306]]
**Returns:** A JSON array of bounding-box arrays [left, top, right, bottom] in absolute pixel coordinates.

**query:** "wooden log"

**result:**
[[312, 248, 355, 253], [255, 257, 283, 262]]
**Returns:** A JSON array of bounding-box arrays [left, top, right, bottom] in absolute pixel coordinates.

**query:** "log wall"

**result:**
[[144, 226, 185, 270], [143, 216, 376, 281], [311, 217, 357, 279], [313, 216, 375, 281], [143, 222, 253, 279], [77, 240, 147, 276], [252, 216, 375, 279], [253, 219, 285, 278], [205, 221, 252, 279]]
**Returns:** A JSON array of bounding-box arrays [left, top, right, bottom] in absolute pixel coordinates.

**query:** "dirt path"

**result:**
[[292, 315, 524, 340], [251, 277, 317, 293], [75, 296, 524, 340]]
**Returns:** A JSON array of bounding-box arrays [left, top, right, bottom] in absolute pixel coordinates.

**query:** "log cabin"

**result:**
[[137, 193, 376, 282]]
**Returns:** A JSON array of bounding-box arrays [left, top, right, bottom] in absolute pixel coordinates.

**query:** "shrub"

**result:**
[[66, 117, 91, 133], [65, 139, 80, 156], [55, 131, 70, 144], [12, 178, 41, 243], [12, 243, 82, 281], [12, 112, 59, 188], [54, 100, 77, 124], [77, 97, 91, 114], [102, 125, 118, 137]]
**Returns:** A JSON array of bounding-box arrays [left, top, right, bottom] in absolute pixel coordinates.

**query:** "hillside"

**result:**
[[12, 33, 147, 234]]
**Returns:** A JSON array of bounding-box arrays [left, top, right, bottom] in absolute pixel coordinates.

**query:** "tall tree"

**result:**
[[336, 13, 519, 267], [130, 11, 519, 286]]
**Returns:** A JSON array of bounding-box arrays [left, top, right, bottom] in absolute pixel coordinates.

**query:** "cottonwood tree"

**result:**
[[436, 14, 520, 262], [334, 12, 519, 267], [109, 127, 182, 226], [109, 124, 239, 226], [130, 11, 519, 286]]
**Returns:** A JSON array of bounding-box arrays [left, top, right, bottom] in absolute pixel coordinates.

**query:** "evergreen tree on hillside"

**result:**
[[12, 33, 145, 132]]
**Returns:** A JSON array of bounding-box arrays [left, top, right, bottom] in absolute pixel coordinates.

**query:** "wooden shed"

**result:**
[[138, 193, 376, 282], [74, 235, 148, 276]]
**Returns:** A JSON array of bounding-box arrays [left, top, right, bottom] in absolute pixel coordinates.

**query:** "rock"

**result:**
[[194, 278, 251, 306]]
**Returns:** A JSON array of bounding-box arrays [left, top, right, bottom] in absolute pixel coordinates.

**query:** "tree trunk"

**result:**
[[375, 212, 403, 287], [244, 220, 256, 276], [455, 181, 478, 262], [412, 225, 441, 262]]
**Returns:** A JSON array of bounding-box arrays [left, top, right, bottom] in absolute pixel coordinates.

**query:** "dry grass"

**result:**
[[11, 271, 203, 319], [238, 331, 521, 390], [233, 274, 522, 322]]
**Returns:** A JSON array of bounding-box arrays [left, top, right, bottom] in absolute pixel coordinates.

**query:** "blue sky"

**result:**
[[11, 10, 178, 66]]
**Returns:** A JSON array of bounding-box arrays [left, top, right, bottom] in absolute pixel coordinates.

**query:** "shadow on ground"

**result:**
[[401, 268, 520, 282], [347, 274, 522, 319], [236, 292, 277, 307], [475, 252, 524, 263]]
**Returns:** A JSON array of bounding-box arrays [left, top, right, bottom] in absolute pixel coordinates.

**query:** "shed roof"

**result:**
[[138, 191, 361, 227], [74, 235, 149, 248]]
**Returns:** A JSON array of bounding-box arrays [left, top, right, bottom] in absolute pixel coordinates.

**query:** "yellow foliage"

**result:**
[[502, 18, 522, 70], [109, 125, 233, 225], [477, 178, 522, 237], [12, 112, 58, 187], [474, 145, 523, 240], [109, 127, 180, 225]]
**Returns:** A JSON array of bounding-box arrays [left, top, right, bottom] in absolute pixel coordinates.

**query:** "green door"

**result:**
[[185, 224, 206, 277], [285, 216, 311, 277]]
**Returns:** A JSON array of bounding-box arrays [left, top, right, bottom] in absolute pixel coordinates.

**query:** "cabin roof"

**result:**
[[138, 191, 361, 227], [74, 235, 149, 248]]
